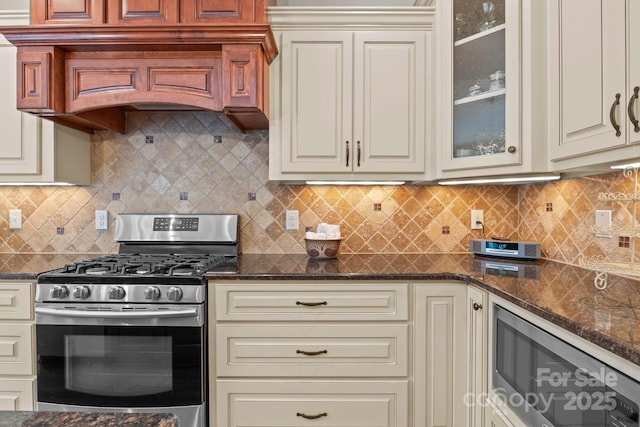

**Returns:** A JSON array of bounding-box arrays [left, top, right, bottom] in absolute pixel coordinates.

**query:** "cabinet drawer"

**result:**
[[214, 282, 409, 321], [216, 380, 408, 427], [217, 324, 408, 377], [0, 283, 33, 320], [0, 324, 33, 375], [0, 378, 35, 411]]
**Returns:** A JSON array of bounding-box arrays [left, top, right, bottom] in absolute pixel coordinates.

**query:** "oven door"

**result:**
[[35, 303, 205, 409]]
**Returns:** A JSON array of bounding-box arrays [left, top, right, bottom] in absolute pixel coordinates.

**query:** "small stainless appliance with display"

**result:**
[[471, 238, 541, 260]]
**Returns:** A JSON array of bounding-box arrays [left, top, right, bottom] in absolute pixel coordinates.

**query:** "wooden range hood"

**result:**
[[0, 6, 277, 134]]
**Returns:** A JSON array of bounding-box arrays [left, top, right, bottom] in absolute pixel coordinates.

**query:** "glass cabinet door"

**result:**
[[453, 0, 506, 159]]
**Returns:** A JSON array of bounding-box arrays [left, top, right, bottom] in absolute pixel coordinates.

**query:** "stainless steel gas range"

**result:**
[[34, 213, 239, 427]]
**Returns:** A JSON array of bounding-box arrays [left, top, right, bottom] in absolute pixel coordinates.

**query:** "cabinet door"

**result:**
[[467, 286, 487, 427], [414, 283, 468, 427], [353, 32, 426, 173], [629, 0, 640, 146], [0, 324, 34, 376], [0, 17, 41, 175], [216, 380, 408, 427], [0, 379, 35, 411], [548, 0, 627, 160], [181, 0, 255, 23], [441, 0, 521, 171], [279, 31, 353, 173], [107, 0, 179, 24], [29, 0, 105, 25]]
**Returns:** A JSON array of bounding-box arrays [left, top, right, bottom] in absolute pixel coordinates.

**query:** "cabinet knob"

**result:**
[[473, 302, 483, 311], [507, 146, 516, 154]]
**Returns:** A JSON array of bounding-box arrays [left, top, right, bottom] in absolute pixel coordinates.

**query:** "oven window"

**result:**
[[37, 325, 203, 408], [65, 335, 173, 397]]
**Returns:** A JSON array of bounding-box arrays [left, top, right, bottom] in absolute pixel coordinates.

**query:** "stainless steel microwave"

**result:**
[[489, 298, 640, 427]]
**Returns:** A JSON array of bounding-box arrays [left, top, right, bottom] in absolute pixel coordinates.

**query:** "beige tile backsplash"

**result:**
[[0, 111, 632, 267]]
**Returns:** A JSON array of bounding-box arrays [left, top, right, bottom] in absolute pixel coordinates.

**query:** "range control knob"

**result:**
[[50, 285, 69, 299], [144, 286, 161, 301], [167, 286, 183, 302], [72, 286, 91, 299], [108, 286, 126, 300]]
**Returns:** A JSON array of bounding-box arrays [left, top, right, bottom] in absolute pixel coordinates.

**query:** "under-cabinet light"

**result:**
[[0, 182, 76, 186], [438, 174, 561, 185], [611, 162, 640, 170], [305, 181, 406, 186]]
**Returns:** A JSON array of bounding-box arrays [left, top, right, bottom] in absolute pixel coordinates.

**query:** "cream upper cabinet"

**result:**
[[437, 0, 548, 178], [0, 10, 90, 185], [548, 0, 640, 170], [268, 7, 433, 182]]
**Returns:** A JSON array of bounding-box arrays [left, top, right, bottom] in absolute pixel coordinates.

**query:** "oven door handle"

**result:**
[[35, 307, 199, 319]]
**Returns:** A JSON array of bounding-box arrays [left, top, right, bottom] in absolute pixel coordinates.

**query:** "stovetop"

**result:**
[[37, 253, 238, 285]]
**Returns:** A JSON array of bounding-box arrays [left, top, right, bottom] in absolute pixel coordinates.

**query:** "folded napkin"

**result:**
[[305, 223, 341, 240]]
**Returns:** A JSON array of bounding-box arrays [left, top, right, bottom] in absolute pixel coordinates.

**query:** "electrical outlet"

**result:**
[[95, 210, 108, 230], [471, 209, 484, 230], [595, 209, 612, 238], [9, 210, 21, 230], [285, 210, 299, 231]]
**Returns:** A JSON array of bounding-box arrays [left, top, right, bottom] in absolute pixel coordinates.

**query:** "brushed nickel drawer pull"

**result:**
[[296, 412, 328, 420], [610, 93, 622, 136], [296, 300, 327, 307], [473, 302, 483, 311], [628, 86, 640, 132], [296, 349, 328, 356]]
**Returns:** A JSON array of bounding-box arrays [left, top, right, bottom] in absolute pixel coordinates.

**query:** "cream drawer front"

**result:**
[[0, 324, 33, 375], [216, 380, 408, 427], [0, 283, 33, 320], [214, 283, 409, 321], [0, 378, 34, 411], [217, 324, 408, 377]]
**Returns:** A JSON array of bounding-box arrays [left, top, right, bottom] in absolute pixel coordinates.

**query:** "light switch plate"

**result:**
[[95, 210, 108, 230], [595, 209, 611, 238], [285, 210, 299, 231], [9, 210, 21, 230]]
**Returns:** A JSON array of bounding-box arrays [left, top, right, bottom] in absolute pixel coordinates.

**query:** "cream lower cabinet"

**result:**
[[210, 280, 486, 427], [268, 7, 433, 182], [0, 281, 36, 411], [414, 282, 481, 427], [0, 10, 90, 185], [210, 281, 409, 427]]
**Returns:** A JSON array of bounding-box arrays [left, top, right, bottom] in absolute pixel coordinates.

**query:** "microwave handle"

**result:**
[[35, 307, 198, 319]]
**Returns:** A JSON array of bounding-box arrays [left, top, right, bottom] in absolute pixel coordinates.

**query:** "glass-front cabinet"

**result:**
[[437, 0, 547, 177]]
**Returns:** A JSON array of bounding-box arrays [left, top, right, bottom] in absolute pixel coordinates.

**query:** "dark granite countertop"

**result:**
[[207, 253, 640, 367], [2, 252, 639, 368], [0, 411, 178, 427]]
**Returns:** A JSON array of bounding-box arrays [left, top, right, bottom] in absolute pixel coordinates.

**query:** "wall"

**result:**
[[0, 111, 631, 267]]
